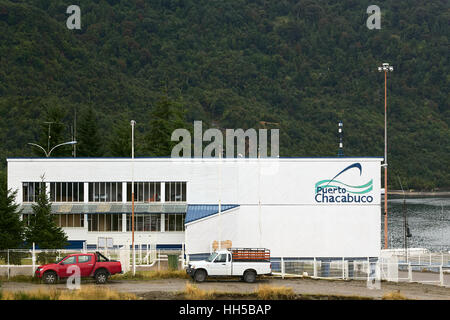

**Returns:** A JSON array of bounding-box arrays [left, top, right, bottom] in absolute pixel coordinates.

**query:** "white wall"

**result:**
[[186, 205, 380, 258], [7, 158, 381, 205], [7, 157, 382, 255]]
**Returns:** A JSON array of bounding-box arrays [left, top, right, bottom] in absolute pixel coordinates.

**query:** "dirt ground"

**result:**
[[2, 277, 450, 300]]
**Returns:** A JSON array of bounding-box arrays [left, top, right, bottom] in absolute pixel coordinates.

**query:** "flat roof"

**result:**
[[7, 157, 384, 162]]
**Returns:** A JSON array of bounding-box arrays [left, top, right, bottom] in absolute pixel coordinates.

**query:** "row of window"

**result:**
[[22, 213, 185, 232], [22, 182, 187, 203], [89, 182, 122, 202]]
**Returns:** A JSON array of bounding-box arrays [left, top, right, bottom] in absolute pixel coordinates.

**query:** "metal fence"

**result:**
[[1, 247, 449, 287], [0, 245, 186, 278], [269, 252, 450, 287]]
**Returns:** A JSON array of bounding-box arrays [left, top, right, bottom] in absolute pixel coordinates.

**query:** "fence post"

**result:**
[[345, 260, 349, 280], [32, 243, 36, 277], [342, 257, 345, 280], [313, 257, 317, 278], [408, 263, 412, 282], [367, 257, 370, 282], [440, 266, 444, 286], [281, 257, 285, 279], [429, 253, 432, 265], [158, 250, 160, 271], [181, 243, 185, 269], [7, 249, 10, 280]]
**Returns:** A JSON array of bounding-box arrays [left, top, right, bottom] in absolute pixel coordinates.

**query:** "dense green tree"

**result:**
[[32, 102, 72, 158], [0, 0, 448, 190], [144, 94, 186, 157], [24, 178, 68, 250], [109, 119, 132, 157], [76, 106, 104, 157], [0, 172, 24, 250]]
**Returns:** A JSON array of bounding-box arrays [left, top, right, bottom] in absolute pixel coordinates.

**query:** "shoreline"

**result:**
[[385, 191, 450, 198]]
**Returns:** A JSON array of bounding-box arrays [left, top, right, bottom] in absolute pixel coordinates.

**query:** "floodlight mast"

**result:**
[[378, 62, 394, 249], [130, 120, 136, 276]]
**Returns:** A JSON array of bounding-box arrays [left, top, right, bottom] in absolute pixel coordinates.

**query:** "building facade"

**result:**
[[7, 157, 382, 259]]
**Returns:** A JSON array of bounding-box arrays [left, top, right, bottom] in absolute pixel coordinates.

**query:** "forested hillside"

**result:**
[[0, 0, 448, 189]]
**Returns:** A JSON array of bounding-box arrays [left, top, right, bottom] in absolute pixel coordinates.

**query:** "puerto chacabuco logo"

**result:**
[[314, 163, 374, 203]]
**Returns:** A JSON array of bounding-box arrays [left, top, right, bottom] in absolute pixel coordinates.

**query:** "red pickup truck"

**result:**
[[35, 252, 122, 284]]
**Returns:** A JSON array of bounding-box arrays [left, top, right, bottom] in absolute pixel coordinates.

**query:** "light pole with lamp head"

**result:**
[[378, 62, 393, 249], [28, 141, 77, 157], [130, 120, 136, 276]]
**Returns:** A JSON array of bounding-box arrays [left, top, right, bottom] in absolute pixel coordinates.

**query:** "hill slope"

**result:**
[[0, 0, 449, 189]]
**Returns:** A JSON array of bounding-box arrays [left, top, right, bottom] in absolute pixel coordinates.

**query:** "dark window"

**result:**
[[88, 182, 122, 202], [127, 182, 161, 202], [165, 213, 185, 231], [49, 183, 84, 202], [77, 255, 91, 263], [61, 256, 76, 265], [126, 214, 161, 231], [88, 214, 121, 232], [22, 182, 45, 202], [165, 182, 186, 202]]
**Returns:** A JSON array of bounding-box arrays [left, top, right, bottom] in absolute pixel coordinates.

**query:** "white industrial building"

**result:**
[[7, 157, 382, 259]]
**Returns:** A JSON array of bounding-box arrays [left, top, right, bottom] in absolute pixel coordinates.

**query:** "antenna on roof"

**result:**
[[338, 121, 344, 157]]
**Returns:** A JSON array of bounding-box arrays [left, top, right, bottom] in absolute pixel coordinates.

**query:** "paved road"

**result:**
[[2, 277, 450, 300]]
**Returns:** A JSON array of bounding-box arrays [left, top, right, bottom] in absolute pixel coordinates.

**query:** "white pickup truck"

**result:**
[[186, 248, 272, 283]]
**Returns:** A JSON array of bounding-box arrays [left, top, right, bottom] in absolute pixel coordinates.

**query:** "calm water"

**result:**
[[381, 198, 450, 252]]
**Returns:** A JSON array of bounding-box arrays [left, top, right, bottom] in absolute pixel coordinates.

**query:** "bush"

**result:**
[[382, 291, 408, 300], [0, 251, 28, 265], [36, 252, 59, 265]]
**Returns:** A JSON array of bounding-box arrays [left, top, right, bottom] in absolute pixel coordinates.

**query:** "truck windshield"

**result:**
[[206, 252, 218, 262], [55, 256, 67, 264]]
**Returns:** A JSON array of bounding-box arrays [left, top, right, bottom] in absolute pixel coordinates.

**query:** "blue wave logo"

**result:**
[[315, 163, 373, 195]]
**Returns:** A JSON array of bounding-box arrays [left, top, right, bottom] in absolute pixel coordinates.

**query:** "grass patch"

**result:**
[[183, 283, 216, 300], [178, 283, 375, 300], [382, 290, 408, 300], [0, 275, 40, 283], [255, 284, 296, 300], [0, 286, 137, 300], [111, 270, 189, 281], [180, 283, 296, 300]]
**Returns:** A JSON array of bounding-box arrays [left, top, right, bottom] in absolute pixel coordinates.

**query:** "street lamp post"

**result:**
[[28, 141, 77, 157], [130, 120, 136, 276], [378, 62, 394, 249]]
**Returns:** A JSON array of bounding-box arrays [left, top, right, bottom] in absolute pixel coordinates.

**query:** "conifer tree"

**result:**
[[76, 105, 103, 157], [110, 119, 132, 157], [24, 178, 68, 251], [0, 172, 24, 250], [145, 94, 186, 157]]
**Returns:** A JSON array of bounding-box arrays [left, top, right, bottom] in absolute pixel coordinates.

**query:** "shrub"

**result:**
[[255, 285, 296, 300], [382, 291, 408, 300]]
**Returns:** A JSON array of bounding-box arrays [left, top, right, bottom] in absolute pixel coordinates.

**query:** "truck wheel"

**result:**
[[95, 270, 109, 284], [194, 270, 207, 282], [43, 271, 58, 284], [243, 270, 256, 283]]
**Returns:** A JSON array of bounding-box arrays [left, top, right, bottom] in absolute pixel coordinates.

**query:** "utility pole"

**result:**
[[378, 63, 394, 249], [131, 120, 136, 275]]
